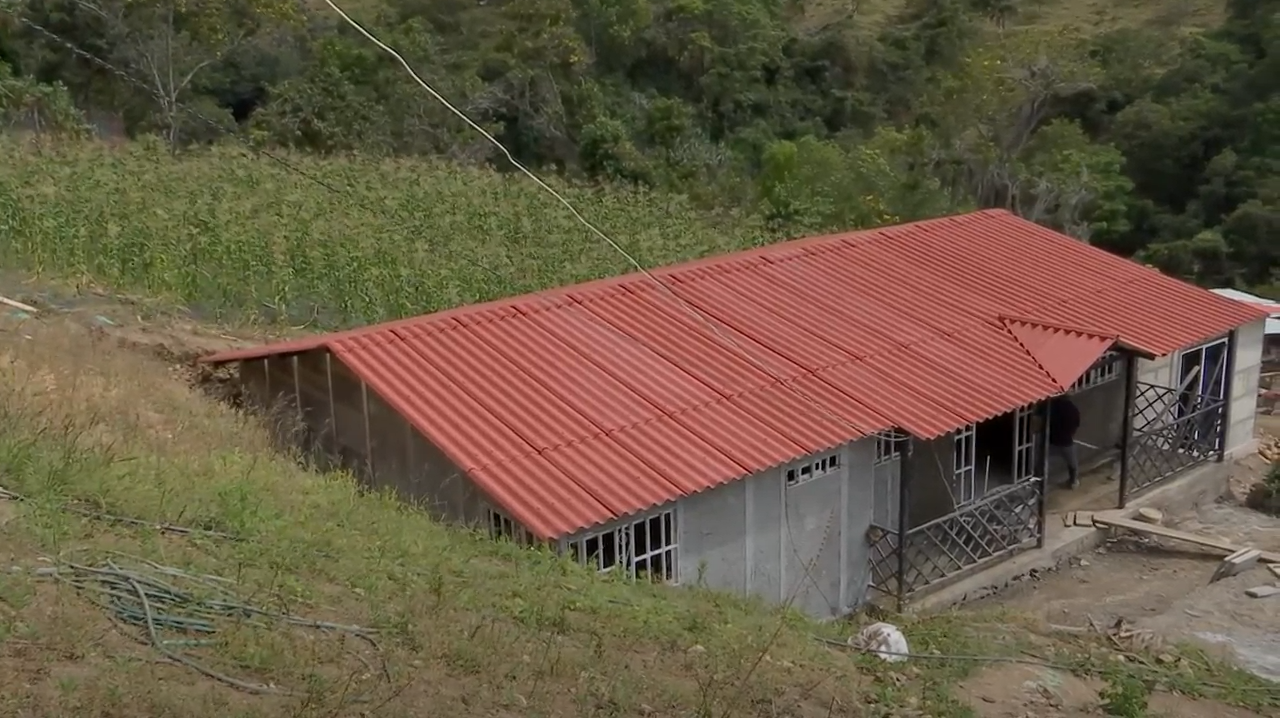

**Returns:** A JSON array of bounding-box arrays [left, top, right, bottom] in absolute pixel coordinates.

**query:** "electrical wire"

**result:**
[[316, 0, 910, 453]]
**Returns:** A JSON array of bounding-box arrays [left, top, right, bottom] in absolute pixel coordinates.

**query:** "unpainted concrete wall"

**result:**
[[237, 351, 488, 527], [1065, 363, 1128, 473], [586, 438, 879, 619], [1227, 319, 1264, 455]]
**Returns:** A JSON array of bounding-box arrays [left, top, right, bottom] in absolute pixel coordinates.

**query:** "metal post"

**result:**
[[1036, 400, 1050, 548], [1217, 331, 1238, 462], [1118, 352, 1138, 509], [895, 433, 912, 612]]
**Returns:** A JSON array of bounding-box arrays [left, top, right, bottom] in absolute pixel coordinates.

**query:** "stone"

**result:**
[[1136, 507, 1164, 524], [1244, 585, 1280, 599]]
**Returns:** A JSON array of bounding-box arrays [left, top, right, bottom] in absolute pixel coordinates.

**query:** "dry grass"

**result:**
[[0, 312, 878, 717], [0, 308, 1276, 717]]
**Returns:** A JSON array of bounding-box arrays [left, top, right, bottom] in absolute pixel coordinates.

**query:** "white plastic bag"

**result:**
[[850, 622, 910, 663]]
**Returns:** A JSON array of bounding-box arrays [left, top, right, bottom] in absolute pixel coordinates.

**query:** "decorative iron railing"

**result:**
[[866, 479, 1042, 600], [1126, 381, 1225, 499]]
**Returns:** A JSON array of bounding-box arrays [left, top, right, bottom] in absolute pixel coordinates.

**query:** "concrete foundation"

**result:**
[[909, 458, 1232, 613]]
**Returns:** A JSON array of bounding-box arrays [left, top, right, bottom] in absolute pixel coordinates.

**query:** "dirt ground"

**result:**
[[969, 450, 1280, 705], [956, 662, 1272, 718]]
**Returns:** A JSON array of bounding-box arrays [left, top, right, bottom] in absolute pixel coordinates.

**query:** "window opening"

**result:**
[[953, 423, 977, 506], [568, 509, 677, 582], [487, 507, 532, 546], [785, 451, 842, 487], [874, 435, 900, 466], [1013, 406, 1037, 481], [1071, 352, 1121, 392]]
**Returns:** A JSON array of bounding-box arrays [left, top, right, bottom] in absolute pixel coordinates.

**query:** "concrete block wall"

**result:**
[[1227, 319, 1265, 456], [1069, 365, 1127, 467], [649, 437, 881, 618]]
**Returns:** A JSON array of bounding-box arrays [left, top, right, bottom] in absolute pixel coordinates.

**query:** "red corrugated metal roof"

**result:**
[[1002, 318, 1117, 389], [204, 210, 1271, 538]]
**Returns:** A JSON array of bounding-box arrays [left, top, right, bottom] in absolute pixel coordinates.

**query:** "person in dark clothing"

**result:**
[[1048, 395, 1082, 489]]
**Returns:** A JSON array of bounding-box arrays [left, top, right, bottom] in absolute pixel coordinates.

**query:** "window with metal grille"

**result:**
[[1071, 352, 1121, 392], [784, 452, 842, 487], [487, 507, 532, 546], [953, 423, 977, 506], [568, 509, 678, 583], [874, 435, 900, 466]]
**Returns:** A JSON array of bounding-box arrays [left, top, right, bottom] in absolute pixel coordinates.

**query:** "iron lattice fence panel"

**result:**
[[1127, 382, 1225, 498], [867, 480, 1042, 600], [866, 524, 900, 598]]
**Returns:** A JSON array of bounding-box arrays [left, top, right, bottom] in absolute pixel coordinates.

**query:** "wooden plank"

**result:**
[[0, 295, 37, 313], [1091, 512, 1280, 563]]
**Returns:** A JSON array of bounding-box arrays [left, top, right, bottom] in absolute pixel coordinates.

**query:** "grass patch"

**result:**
[[0, 138, 772, 330], [0, 306, 1276, 716]]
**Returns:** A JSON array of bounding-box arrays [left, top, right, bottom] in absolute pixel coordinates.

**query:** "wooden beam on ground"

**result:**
[[1090, 511, 1280, 564], [0, 295, 37, 313]]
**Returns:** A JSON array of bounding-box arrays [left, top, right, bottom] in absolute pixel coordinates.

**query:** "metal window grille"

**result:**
[[1071, 351, 1122, 392], [785, 452, 842, 488], [569, 509, 678, 583], [874, 435, 900, 466], [952, 423, 977, 506], [1013, 405, 1037, 481], [487, 507, 533, 546]]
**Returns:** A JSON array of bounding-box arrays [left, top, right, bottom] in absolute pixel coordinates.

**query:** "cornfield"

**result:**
[[0, 138, 771, 327]]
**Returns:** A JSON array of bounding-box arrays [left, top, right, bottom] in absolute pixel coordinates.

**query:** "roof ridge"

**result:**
[[999, 314, 1118, 341]]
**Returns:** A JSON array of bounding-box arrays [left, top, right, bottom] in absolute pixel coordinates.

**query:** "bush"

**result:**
[[1245, 461, 1280, 516]]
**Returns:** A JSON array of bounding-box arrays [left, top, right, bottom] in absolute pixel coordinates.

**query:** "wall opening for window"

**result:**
[[874, 434, 900, 466], [1071, 352, 1121, 393], [952, 423, 977, 506], [785, 451, 841, 488], [568, 509, 678, 583], [963, 403, 1042, 506], [487, 507, 533, 546]]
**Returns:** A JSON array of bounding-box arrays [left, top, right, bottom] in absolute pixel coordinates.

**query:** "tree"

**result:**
[[78, 0, 296, 147], [912, 27, 1125, 238], [0, 60, 89, 136]]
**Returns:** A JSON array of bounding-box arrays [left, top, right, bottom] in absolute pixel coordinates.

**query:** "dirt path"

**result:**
[[974, 486, 1280, 684], [956, 662, 1272, 718]]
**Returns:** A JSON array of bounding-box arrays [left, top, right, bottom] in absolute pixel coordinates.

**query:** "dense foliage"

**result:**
[[0, 0, 1277, 295]]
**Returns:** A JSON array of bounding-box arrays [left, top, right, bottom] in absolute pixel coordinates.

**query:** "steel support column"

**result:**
[[1036, 400, 1050, 549], [1217, 330, 1238, 462], [895, 433, 912, 612], [1118, 351, 1138, 509]]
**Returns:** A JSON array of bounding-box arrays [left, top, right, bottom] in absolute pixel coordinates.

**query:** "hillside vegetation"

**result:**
[[1, 0, 1278, 304], [0, 0, 1279, 715]]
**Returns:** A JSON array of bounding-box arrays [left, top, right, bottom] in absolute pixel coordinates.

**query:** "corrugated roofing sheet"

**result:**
[[204, 210, 1272, 539], [1003, 319, 1116, 389], [1210, 288, 1280, 335]]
